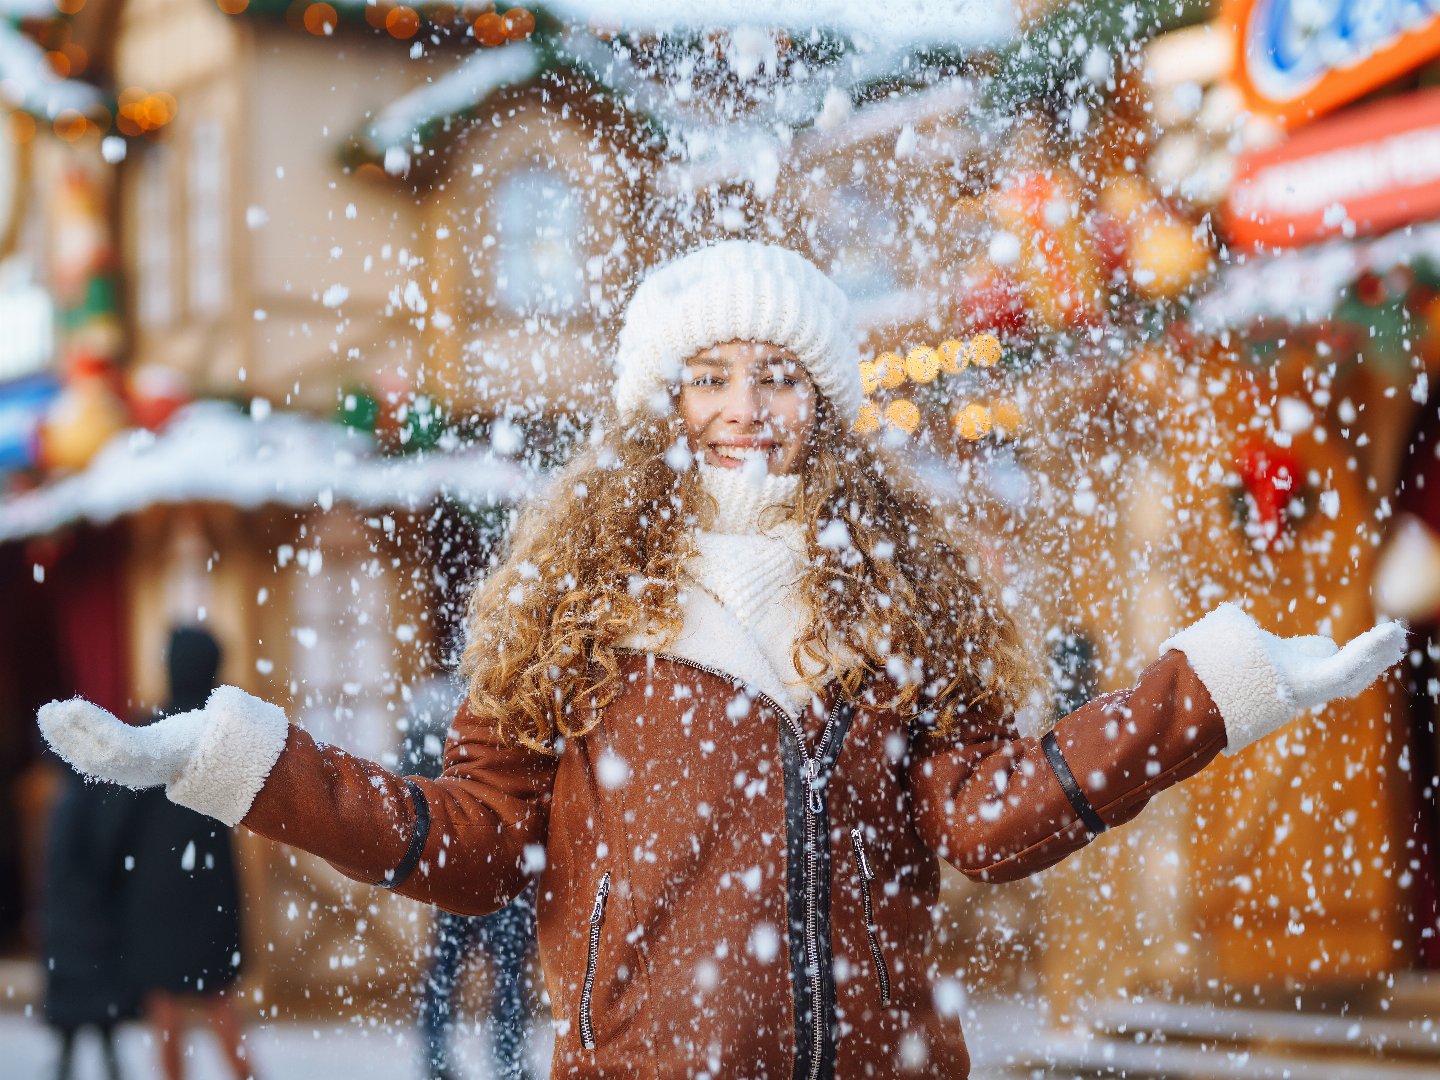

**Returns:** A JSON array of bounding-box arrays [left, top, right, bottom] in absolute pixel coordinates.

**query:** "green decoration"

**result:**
[[338, 386, 379, 433], [403, 394, 445, 452]]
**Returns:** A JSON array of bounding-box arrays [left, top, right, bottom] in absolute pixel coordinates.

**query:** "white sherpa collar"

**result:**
[[618, 584, 800, 720]]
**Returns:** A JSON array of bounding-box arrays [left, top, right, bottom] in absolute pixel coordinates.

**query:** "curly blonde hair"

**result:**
[[460, 397, 1038, 753]]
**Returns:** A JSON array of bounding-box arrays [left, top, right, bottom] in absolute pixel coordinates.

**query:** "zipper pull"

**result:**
[[590, 872, 611, 924], [807, 764, 823, 814], [850, 827, 874, 880]]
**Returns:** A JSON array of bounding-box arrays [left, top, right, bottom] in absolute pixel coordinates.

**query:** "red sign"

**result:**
[[1224, 0, 1440, 127], [1224, 89, 1440, 249]]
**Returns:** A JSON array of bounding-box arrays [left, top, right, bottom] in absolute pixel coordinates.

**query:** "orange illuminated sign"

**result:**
[[1224, 0, 1440, 127], [1224, 89, 1440, 248]]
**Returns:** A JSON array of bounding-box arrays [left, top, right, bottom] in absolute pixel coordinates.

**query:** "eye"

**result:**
[[687, 372, 724, 387]]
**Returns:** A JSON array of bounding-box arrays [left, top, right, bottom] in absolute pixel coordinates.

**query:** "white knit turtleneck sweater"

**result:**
[[686, 462, 821, 716]]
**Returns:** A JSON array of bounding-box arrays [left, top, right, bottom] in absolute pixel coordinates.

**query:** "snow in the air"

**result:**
[[6, 1, 1440, 1078]]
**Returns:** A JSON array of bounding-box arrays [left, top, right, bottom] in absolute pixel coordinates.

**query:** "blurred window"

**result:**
[[187, 120, 228, 317], [0, 283, 53, 382], [288, 542, 399, 764], [818, 181, 899, 301], [492, 167, 584, 316], [137, 144, 174, 328]]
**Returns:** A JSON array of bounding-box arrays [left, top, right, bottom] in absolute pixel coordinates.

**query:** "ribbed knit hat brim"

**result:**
[[612, 241, 862, 422]]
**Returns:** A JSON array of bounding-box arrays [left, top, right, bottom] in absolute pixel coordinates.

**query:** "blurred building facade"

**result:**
[[0, 0, 525, 1013]]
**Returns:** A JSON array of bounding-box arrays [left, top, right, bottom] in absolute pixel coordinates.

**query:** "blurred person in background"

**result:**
[[404, 674, 537, 1080], [124, 626, 258, 1080], [41, 756, 140, 1080]]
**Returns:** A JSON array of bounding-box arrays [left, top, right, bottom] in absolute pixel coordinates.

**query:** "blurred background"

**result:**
[[3, 0, 1440, 1076]]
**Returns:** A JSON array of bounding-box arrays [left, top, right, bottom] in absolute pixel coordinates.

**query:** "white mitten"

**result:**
[[38, 685, 290, 826], [1161, 603, 1406, 755]]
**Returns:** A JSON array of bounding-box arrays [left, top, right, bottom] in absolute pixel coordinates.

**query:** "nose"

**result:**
[[718, 374, 763, 426]]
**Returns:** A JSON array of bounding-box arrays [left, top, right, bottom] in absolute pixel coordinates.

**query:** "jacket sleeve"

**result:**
[[907, 649, 1227, 884], [241, 701, 555, 915]]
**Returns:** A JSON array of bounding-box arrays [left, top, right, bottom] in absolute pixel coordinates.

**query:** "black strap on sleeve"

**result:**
[[1040, 730, 1108, 837], [377, 778, 431, 890]]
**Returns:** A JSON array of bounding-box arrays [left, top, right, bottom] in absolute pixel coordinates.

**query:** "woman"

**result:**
[[41, 760, 137, 1080], [39, 241, 1405, 1079], [122, 627, 256, 1080]]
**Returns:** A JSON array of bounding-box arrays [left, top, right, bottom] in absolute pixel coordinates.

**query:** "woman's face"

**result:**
[[680, 340, 816, 475]]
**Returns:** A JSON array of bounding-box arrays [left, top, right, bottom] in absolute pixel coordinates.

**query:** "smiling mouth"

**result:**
[[708, 443, 778, 467]]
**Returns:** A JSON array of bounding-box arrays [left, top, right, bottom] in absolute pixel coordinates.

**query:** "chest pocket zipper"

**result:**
[[849, 828, 892, 1007], [579, 872, 611, 1050]]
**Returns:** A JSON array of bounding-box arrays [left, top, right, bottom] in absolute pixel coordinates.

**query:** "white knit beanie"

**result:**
[[612, 241, 862, 423]]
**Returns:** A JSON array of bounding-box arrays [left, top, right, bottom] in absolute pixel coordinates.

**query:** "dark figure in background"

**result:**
[[405, 676, 537, 1080], [421, 894, 537, 1080], [125, 627, 256, 1080], [41, 763, 140, 1080]]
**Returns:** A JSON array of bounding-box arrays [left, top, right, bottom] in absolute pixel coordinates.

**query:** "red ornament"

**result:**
[[1236, 440, 1303, 549], [127, 364, 190, 430], [1353, 270, 1387, 306], [1089, 209, 1129, 277], [954, 266, 1029, 338]]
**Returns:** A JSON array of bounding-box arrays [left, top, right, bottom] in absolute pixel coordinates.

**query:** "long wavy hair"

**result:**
[[460, 395, 1038, 754]]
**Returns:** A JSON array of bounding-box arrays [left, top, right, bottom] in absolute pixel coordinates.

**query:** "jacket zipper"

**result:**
[[655, 653, 843, 1080], [578, 871, 610, 1050], [848, 827, 892, 1007], [791, 701, 841, 1080]]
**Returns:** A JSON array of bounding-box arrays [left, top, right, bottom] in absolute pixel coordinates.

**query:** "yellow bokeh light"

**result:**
[[363, 1, 390, 28], [968, 333, 1002, 368], [991, 399, 1022, 435], [53, 110, 89, 142], [875, 351, 905, 389], [303, 1, 339, 34], [854, 401, 880, 434], [953, 403, 993, 441], [474, 10, 508, 44], [386, 5, 421, 36], [937, 338, 966, 374], [885, 399, 920, 433], [503, 7, 535, 38], [904, 346, 939, 384]]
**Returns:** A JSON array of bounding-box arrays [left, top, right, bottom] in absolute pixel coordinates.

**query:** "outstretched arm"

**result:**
[[38, 690, 554, 916], [909, 604, 1405, 884]]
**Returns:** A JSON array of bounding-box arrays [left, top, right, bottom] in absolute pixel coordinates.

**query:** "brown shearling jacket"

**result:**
[[241, 646, 1226, 1079]]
